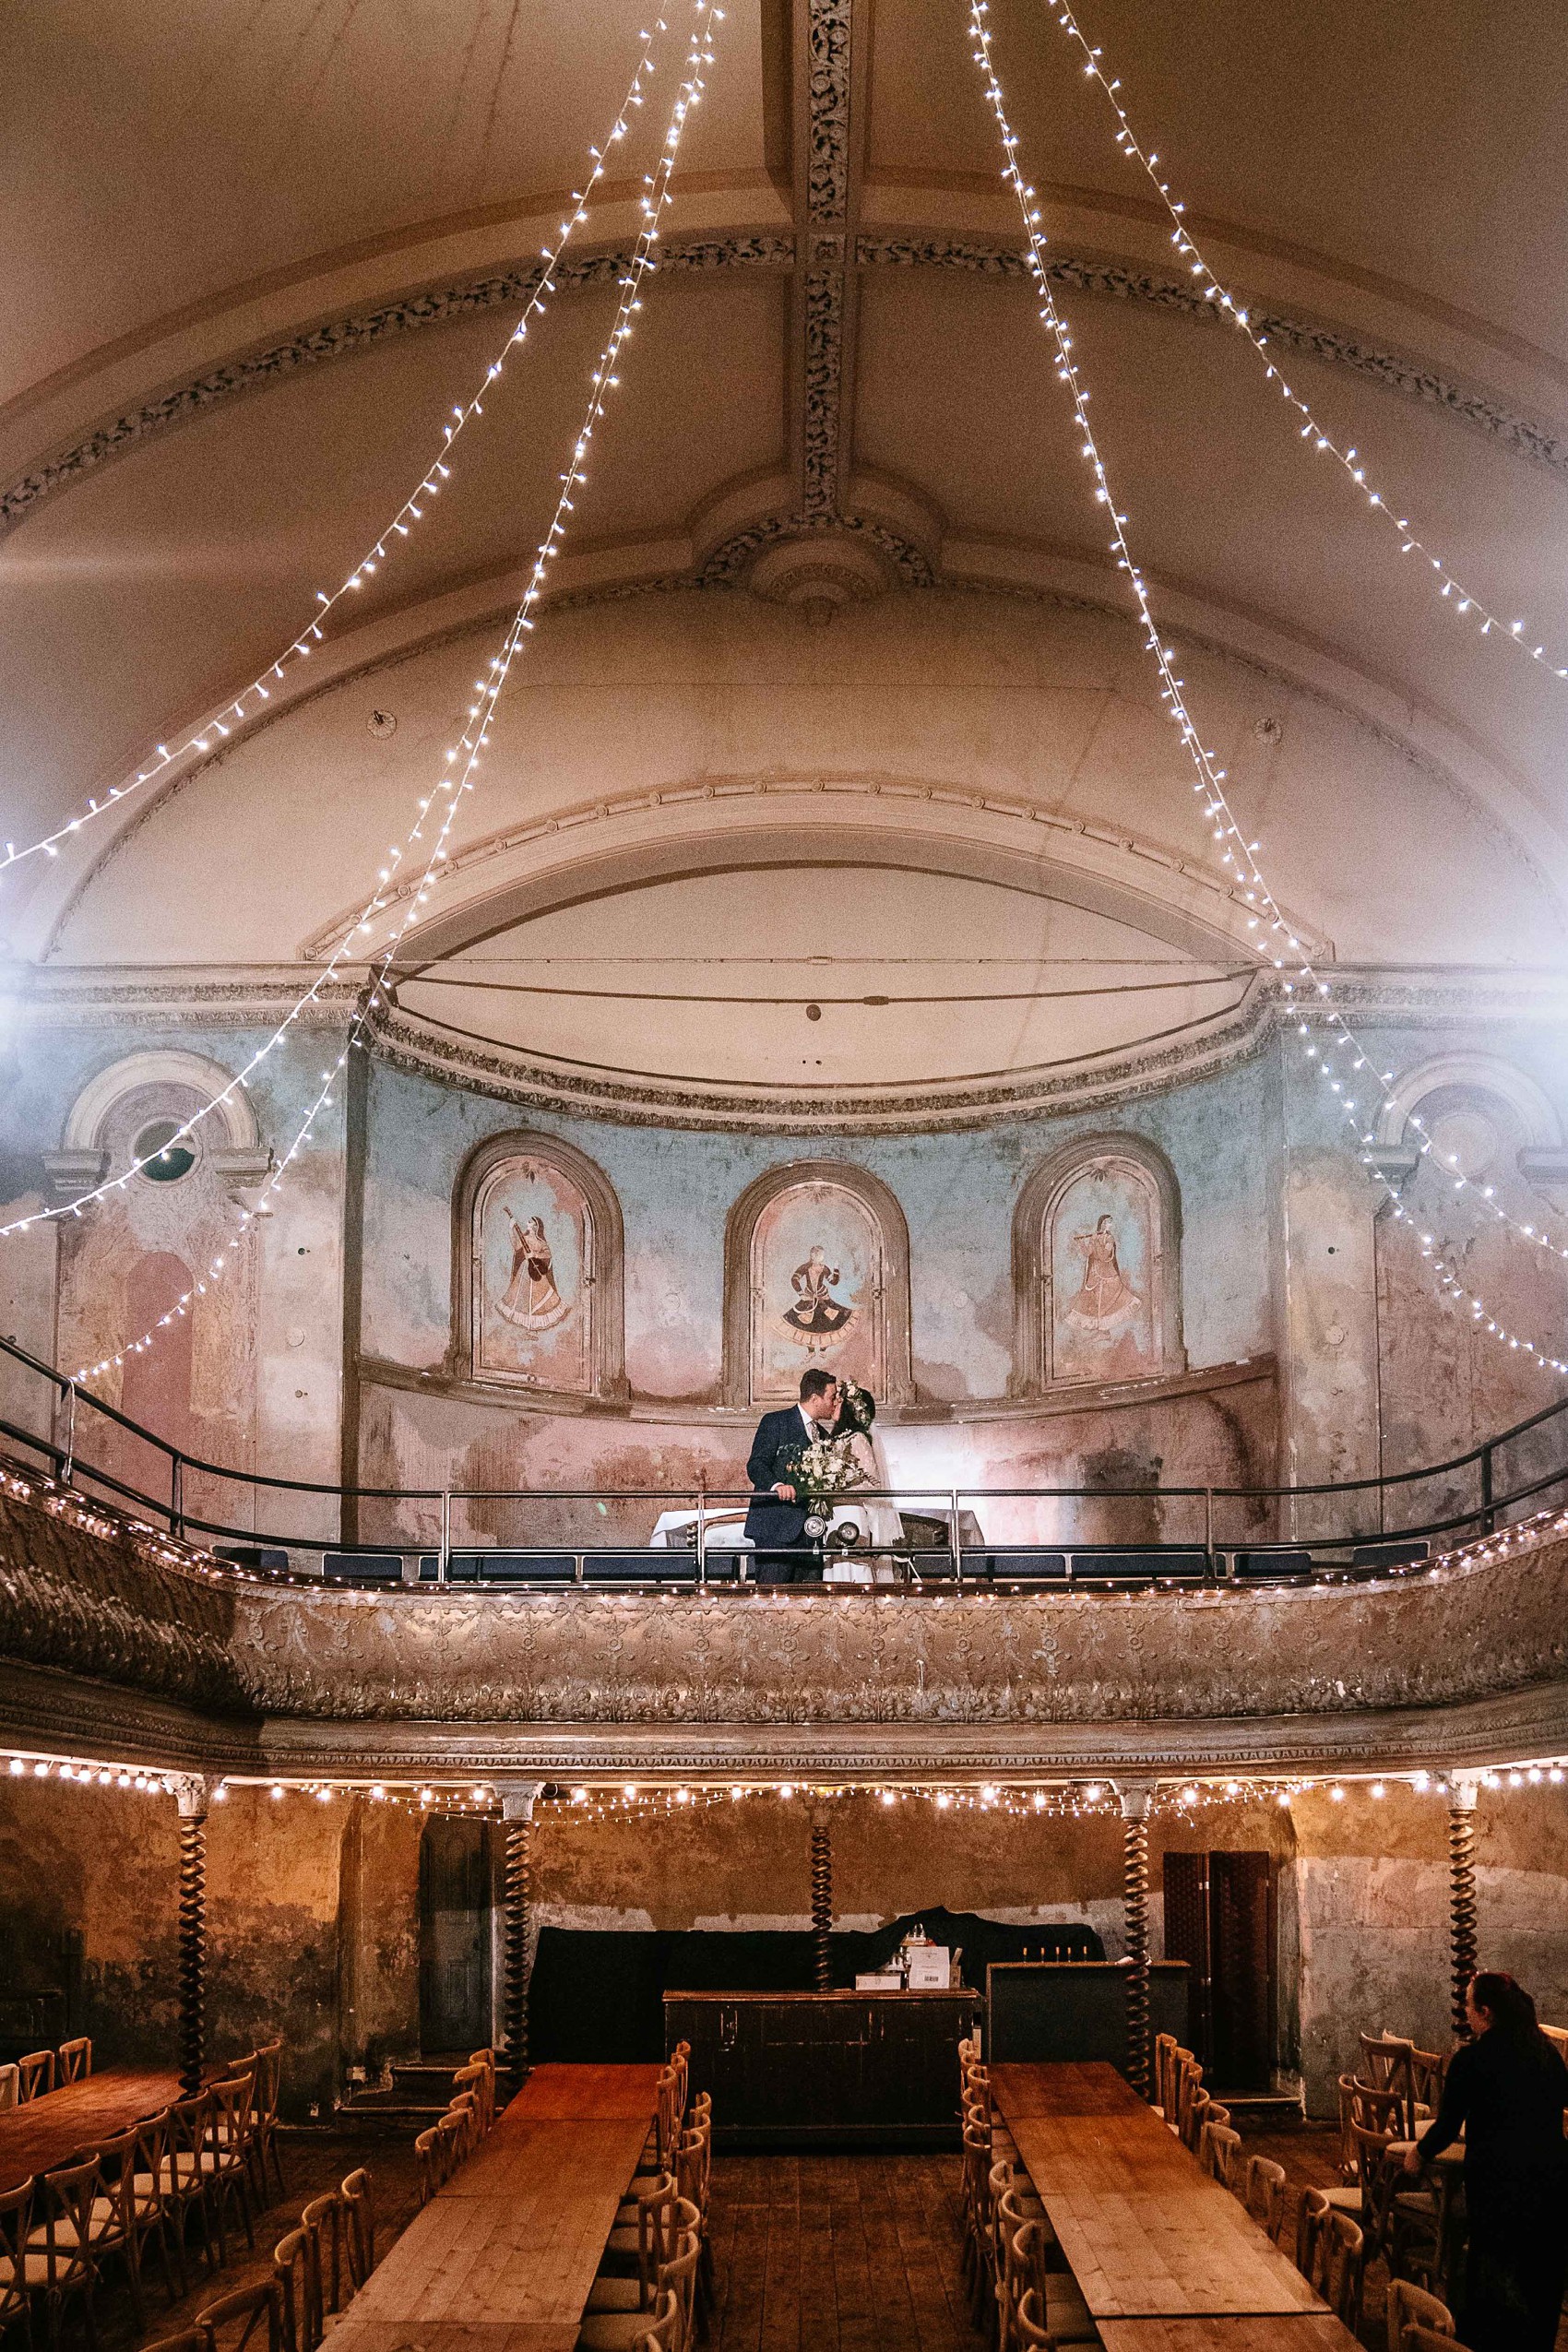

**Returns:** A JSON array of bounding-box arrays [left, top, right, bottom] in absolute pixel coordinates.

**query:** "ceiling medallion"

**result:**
[[746, 529, 892, 625]]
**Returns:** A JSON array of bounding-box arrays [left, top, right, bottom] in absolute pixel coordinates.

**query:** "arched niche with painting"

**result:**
[[722, 1162, 913, 1409], [1011, 1134, 1185, 1395], [453, 1131, 626, 1401], [48, 1049, 270, 1505]]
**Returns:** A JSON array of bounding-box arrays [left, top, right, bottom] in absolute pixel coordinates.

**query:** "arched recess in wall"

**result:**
[[1371, 1053, 1568, 1491], [48, 1049, 268, 1500], [722, 1162, 914, 1409], [1011, 1134, 1185, 1396], [452, 1131, 626, 1402]]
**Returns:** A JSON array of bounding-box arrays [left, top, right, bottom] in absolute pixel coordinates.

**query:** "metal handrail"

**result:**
[[2, 1324, 1566, 1572]]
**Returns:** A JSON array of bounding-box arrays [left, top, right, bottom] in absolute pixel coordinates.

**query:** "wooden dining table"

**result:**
[[991, 2062, 1358, 2346], [0, 2068, 184, 2183], [326, 2063, 663, 2352]]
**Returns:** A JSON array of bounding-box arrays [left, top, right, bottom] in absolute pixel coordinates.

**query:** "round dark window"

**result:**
[[134, 1118, 196, 1184]]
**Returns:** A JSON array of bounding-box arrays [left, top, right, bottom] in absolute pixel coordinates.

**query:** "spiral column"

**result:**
[[1119, 1785, 1154, 2098], [174, 1778, 209, 2097], [500, 1785, 540, 2086], [1448, 1778, 1479, 2039], [810, 1809, 833, 1991]]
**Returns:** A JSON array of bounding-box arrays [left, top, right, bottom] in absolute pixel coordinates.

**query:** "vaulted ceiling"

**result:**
[[5, 0, 1568, 1008]]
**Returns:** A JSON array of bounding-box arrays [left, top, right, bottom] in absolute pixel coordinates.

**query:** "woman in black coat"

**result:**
[[1404, 1970, 1568, 2351]]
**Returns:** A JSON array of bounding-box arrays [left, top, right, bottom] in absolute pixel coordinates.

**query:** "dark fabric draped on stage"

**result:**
[[530, 1908, 1104, 2061]]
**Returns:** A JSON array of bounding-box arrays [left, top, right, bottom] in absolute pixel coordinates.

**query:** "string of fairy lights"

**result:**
[[64, 0, 730, 1384], [966, 0, 1568, 1379], [6, 1749, 1565, 1817], [1039, 0, 1568, 689], [0, 22, 671, 889], [0, 29, 681, 1256]]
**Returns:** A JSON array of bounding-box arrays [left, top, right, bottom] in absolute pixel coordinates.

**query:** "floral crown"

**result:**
[[836, 1374, 875, 1427]]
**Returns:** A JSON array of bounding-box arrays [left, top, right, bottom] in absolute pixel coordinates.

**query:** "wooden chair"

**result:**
[[1200, 2120, 1241, 2187], [1242, 2154, 1288, 2243], [433, 2112, 466, 2183], [1012, 2287, 1062, 2349], [144, 2334, 206, 2352], [273, 2226, 322, 2352], [300, 2195, 349, 2322], [1387, 2277, 1455, 2349], [578, 2220, 700, 2350], [959, 2120, 993, 2316], [451, 2062, 491, 2136], [199, 2074, 256, 2265], [1362, 2036, 1419, 2137], [444, 2092, 480, 2160], [54, 2040, 90, 2086], [626, 2287, 681, 2352], [1184, 2086, 1211, 2158], [1405, 2329, 1473, 2352], [158, 2094, 216, 2286], [1297, 2185, 1331, 2279], [17, 2054, 54, 2106], [1311, 2207, 1364, 2332], [0, 2176, 34, 2352], [21, 2155, 101, 2352], [0, 2064, 18, 2112], [81, 2116, 177, 2322], [412, 2130, 440, 2208], [339, 2170, 374, 2289], [588, 2175, 677, 2315], [1152, 2031, 1178, 2120], [244, 2043, 286, 2203], [196, 2275, 284, 2352]]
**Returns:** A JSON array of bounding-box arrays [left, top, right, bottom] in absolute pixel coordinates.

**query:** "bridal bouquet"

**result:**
[[787, 1431, 872, 1538]]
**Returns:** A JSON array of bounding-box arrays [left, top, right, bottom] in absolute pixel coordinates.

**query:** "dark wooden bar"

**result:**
[[665, 1988, 980, 2147]]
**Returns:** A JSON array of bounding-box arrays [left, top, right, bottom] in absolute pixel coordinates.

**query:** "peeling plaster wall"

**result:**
[[4, 1778, 1566, 2120], [0, 1779, 345, 2117], [1291, 1782, 1568, 2111]]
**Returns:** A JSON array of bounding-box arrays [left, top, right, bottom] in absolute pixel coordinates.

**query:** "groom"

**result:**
[[743, 1369, 840, 1586]]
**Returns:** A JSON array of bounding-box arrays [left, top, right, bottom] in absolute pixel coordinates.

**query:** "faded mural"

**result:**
[[1049, 1163, 1159, 1384], [751, 1181, 883, 1402], [473, 1154, 590, 1391]]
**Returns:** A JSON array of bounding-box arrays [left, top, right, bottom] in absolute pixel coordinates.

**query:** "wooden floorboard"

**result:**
[[707, 2151, 989, 2352]]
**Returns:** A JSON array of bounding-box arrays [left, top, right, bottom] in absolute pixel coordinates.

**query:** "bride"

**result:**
[[833, 1376, 903, 1551]]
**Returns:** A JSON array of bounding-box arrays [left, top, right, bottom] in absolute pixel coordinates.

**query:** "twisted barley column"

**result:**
[[177, 1812, 208, 2096], [810, 1814, 833, 1991], [503, 1811, 534, 2081], [1449, 1783, 1479, 2038], [1120, 1788, 1153, 2098]]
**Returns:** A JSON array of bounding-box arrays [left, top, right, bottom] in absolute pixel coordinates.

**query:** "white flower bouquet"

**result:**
[[787, 1431, 872, 1538]]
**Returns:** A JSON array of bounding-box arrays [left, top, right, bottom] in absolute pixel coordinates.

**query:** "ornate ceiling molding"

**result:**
[[6, 226, 1563, 540]]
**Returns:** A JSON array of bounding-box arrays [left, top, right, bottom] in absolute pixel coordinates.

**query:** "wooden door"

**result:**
[[419, 1818, 493, 2056], [1161, 1850, 1274, 2091]]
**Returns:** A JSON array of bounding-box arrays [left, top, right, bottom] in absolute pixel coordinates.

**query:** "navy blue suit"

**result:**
[[743, 1406, 826, 1584]]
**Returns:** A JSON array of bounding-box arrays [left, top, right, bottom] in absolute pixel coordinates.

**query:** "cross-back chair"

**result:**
[[1241, 2153, 1287, 2241], [200, 2073, 256, 2265], [272, 2225, 322, 2352], [339, 2170, 374, 2290], [1386, 2276, 1455, 2349], [54, 2040, 91, 2086], [0, 2176, 34, 2351], [17, 2054, 54, 2105], [23, 2155, 101, 2352], [299, 2194, 349, 2322], [196, 2275, 284, 2352]]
